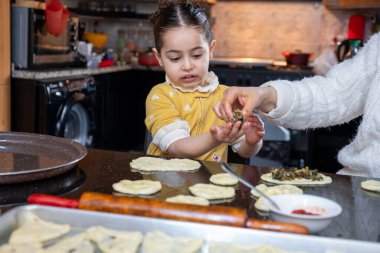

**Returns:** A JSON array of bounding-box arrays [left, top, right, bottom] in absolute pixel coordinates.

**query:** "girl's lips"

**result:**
[[181, 75, 197, 82]]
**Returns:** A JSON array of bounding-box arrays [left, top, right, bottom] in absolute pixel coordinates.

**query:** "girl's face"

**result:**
[[153, 26, 216, 90]]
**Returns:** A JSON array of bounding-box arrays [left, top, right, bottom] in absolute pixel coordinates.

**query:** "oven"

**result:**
[[11, 6, 82, 69], [11, 76, 97, 147]]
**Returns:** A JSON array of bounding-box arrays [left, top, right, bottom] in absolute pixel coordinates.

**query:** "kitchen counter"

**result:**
[[11, 65, 133, 80], [12, 58, 313, 80], [0, 148, 379, 243]]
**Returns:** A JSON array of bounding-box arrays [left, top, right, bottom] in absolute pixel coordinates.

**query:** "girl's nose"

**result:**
[[181, 57, 193, 71]]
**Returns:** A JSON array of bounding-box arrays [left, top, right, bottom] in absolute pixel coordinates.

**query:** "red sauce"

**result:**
[[292, 209, 320, 216]]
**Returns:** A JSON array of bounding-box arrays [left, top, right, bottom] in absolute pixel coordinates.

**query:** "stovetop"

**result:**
[[210, 57, 314, 73]]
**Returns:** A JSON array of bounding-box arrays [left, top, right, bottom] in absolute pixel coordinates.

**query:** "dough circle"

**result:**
[[189, 183, 235, 200], [361, 180, 380, 192], [253, 184, 303, 212], [166, 195, 209, 206], [130, 157, 201, 172], [260, 172, 332, 186], [112, 179, 162, 195], [210, 173, 238, 186]]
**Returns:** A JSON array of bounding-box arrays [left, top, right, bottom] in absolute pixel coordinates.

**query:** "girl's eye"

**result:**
[[192, 54, 202, 59], [170, 57, 180, 62]]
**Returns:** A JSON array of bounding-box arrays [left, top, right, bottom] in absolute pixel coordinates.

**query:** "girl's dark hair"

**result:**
[[149, 0, 213, 52]]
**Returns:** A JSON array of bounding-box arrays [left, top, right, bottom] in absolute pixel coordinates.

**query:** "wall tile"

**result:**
[[211, 1, 377, 60]]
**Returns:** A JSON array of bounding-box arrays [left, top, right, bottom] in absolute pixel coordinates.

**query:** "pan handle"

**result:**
[[246, 218, 309, 234], [28, 194, 79, 209]]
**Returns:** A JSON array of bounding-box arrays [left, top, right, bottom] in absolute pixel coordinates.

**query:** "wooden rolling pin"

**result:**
[[28, 192, 308, 234]]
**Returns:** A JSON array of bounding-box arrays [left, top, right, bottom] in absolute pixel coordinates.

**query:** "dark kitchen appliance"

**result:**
[[11, 6, 82, 69], [11, 76, 97, 147], [336, 39, 363, 62]]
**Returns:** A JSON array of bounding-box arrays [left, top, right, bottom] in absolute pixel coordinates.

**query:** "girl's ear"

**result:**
[[152, 48, 163, 66], [209, 40, 216, 59]]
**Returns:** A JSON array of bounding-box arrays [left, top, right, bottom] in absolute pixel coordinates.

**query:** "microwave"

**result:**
[[12, 6, 83, 69]]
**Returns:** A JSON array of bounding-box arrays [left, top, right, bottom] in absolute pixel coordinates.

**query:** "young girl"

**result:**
[[145, 0, 264, 162]]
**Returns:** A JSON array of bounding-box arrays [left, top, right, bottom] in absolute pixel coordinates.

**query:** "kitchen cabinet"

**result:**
[[0, 0, 11, 131], [324, 0, 380, 9], [95, 69, 165, 152]]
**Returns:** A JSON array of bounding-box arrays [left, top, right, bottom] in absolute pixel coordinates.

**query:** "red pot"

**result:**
[[282, 50, 312, 66], [138, 52, 160, 67]]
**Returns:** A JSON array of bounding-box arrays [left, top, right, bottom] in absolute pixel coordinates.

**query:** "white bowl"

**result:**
[[264, 194, 342, 234]]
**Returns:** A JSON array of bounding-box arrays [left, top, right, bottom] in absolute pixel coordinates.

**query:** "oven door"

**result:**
[[55, 92, 94, 147]]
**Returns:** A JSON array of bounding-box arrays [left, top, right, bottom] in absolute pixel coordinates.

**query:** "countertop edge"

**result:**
[[12, 65, 137, 80]]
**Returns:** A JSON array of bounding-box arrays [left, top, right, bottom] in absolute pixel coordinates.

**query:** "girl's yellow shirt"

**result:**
[[145, 82, 229, 162]]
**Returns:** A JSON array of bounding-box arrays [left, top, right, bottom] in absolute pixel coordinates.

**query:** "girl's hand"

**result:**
[[210, 121, 244, 143], [241, 113, 265, 145]]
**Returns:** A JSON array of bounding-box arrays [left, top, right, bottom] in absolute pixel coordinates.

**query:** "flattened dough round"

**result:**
[[253, 184, 303, 212], [189, 183, 235, 200], [250, 183, 268, 198], [112, 179, 162, 195], [210, 173, 238, 186], [130, 157, 201, 172], [261, 172, 332, 186], [166, 195, 209, 206], [361, 180, 380, 192]]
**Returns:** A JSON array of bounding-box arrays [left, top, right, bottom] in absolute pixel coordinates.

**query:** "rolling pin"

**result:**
[[28, 192, 308, 234]]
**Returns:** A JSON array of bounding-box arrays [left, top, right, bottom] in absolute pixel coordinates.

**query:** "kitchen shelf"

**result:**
[[69, 8, 150, 20], [323, 0, 380, 9]]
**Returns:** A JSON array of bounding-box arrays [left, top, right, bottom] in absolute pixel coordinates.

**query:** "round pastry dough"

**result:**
[[253, 184, 303, 212], [261, 172, 332, 186], [210, 173, 238, 186], [250, 183, 268, 198], [166, 195, 209, 206], [130, 157, 201, 172], [189, 183, 235, 200], [112, 179, 162, 195], [361, 180, 380, 192]]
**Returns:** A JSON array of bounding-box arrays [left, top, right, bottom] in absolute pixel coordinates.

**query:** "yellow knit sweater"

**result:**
[[145, 82, 229, 162]]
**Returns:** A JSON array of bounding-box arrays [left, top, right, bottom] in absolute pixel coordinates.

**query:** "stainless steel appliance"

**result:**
[[11, 6, 81, 69], [11, 76, 97, 147]]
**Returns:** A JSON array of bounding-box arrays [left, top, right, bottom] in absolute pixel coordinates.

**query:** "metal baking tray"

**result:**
[[0, 205, 379, 253]]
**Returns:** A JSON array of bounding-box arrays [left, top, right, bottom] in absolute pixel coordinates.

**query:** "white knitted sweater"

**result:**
[[262, 33, 380, 178]]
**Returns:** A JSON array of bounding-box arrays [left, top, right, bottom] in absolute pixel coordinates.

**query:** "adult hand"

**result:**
[[214, 86, 277, 123]]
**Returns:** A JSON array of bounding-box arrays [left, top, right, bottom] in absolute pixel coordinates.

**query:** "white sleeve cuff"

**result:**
[[152, 120, 190, 152], [260, 81, 294, 118], [230, 136, 245, 153]]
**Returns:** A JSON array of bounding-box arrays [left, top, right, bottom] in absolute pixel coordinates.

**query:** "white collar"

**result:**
[[166, 71, 219, 93]]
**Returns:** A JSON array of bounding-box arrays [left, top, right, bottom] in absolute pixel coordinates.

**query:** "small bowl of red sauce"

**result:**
[[264, 194, 342, 234]]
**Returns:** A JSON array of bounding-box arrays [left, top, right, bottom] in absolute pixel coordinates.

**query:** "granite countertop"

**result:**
[[12, 65, 133, 80], [1, 148, 379, 243], [12, 64, 164, 80], [12, 58, 312, 80]]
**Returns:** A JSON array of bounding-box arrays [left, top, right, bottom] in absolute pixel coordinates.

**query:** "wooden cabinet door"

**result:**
[[0, 0, 11, 131]]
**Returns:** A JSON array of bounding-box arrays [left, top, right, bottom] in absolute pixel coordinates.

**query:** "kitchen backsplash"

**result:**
[[64, 0, 377, 61], [211, 1, 377, 60]]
